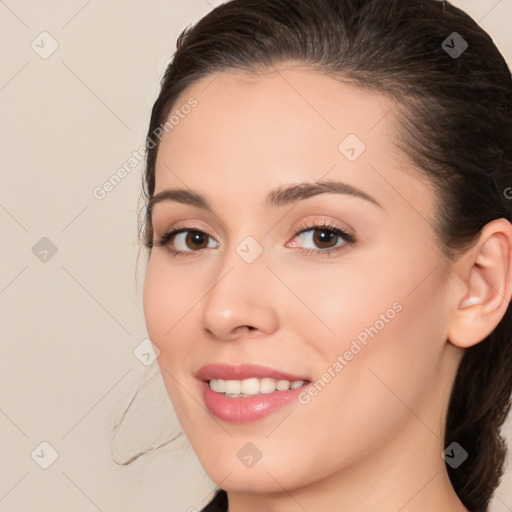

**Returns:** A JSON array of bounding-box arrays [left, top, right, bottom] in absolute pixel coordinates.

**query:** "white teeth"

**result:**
[[209, 379, 226, 393], [260, 377, 276, 393], [241, 377, 259, 395], [225, 380, 241, 394], [208, 377, 306, 396], [276, 379, 291, 391]]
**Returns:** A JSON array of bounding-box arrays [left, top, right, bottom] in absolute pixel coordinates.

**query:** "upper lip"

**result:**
[[196, 363, 311, 382]]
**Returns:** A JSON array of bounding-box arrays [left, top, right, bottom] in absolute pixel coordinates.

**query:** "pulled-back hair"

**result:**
[[138, 1, 512, 510]]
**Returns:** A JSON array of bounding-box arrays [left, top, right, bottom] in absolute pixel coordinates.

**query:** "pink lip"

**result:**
[[196, 363, 311, 423], [195, 363, 310, 382], [200, 381, 309, 423]]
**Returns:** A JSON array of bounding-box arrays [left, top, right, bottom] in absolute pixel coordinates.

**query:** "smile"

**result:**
[[209, 377, 306, 396], [196, 363, 312, 422]]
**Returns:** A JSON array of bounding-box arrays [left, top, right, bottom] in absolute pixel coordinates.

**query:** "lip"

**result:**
[[195, 363, 311, 382], [200, 381, 310, 423], [196, 363, 312, 423]]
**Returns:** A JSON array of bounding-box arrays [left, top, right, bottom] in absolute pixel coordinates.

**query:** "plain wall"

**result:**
[[0, 0, 510, 510]]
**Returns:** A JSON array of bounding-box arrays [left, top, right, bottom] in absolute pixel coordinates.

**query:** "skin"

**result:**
[[142, 66, 512, 512]]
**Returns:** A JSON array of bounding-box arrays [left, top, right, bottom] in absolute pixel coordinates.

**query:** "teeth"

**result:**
[[225, 380, 241, 394], [276, 379, 291, 391], [209, 377, 306, 396], [210, 379, 226, 393], [260, 377, 276, 394], [241, 377, 259, 395]]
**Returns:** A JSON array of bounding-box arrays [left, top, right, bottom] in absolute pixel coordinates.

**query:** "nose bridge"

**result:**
[[200, 234, 279, 339]]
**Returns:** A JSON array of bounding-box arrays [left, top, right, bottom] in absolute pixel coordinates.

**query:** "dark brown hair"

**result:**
[[136, 1, 512, 510]]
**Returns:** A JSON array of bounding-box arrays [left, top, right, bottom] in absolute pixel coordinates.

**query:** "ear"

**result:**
[[448, 218, 512, 348]]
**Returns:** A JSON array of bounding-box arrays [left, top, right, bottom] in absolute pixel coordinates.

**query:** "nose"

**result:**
[[200, 249, 280, 341]]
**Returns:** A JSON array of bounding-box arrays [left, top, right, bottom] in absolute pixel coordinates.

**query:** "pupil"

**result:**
[[315, 230, 336, 248], [189, 231, 207, 249]]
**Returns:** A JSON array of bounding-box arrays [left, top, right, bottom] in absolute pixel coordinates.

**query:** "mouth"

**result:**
[[196, 362, 311, 392], [207, 377, 310, 397], [196, 363, 312, 423]]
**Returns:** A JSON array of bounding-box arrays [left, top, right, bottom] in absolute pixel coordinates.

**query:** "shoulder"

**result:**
[[200, 489, 228, 512]]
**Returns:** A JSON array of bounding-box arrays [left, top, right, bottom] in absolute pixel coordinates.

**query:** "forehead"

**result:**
[[165, 66, 395, 153], [152, 66, 435, 220]]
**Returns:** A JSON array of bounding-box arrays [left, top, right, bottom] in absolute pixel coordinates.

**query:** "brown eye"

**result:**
[[155, 227, 219, 256], [291, 222, 355, 253], [184, 231, 209, 250], [311, 229, 339, 249]]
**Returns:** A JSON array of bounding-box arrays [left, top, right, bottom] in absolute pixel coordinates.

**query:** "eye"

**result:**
[[153, 226, 219, 257], [288, 221, 356, 255], [153, 220, 356, 258]]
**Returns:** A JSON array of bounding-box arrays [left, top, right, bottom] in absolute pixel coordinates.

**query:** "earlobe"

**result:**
[[448, 218, 512, 349]]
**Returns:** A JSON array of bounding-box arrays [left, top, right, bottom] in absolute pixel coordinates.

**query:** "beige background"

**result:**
[[0, 0, 511, 511]]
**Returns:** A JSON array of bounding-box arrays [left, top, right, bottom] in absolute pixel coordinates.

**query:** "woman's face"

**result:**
[[143, 67, 463, 493]]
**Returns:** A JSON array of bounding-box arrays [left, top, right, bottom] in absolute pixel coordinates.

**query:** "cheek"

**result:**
[[315, 262, 450, 429], [284, 257, 405, 358], [366, 271, 451, 402], [142, 256, 196, 351], [280, 277, 450, 476], [143, 252, 204, 338], [143, 258, 194, 412], [142, 261, 167, 343], [312, 243, 447, 356], [297, 245, 450, 410]]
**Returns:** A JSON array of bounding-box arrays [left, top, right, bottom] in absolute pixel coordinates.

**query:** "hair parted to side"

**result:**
[[135, 1, 512, 510]]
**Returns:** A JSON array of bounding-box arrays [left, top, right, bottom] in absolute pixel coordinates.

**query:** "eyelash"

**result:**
[[153, 220, 357, 258]]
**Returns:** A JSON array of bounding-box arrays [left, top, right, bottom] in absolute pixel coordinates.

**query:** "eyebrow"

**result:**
[[147, 179, 383, 214]]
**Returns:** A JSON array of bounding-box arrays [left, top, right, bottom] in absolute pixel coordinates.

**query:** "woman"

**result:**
[[138, 0, 512, 510]]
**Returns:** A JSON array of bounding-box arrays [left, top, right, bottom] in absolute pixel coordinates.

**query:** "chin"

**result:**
[[199, 454, 311, 493]]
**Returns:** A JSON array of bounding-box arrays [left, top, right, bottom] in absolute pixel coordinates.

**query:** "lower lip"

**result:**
[[200, 381, 308, 423]]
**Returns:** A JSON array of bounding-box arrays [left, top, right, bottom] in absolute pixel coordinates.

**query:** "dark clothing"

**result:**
[[201, 489, 228, 512]]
